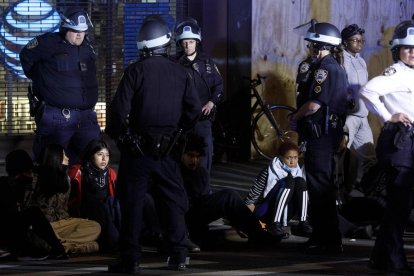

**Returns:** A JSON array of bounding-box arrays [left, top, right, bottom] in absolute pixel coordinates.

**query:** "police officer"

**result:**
[[19, 7, 100, 163], [105, 15, 201, 273], [289, 21, 349, 254], [360, 20, 414, 274], [175, 18, 223, 178], [341, 24, 376, 187]]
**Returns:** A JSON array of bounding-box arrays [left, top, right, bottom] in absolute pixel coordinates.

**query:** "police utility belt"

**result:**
[[382, 122, 414, 150], [118, 129, 182, 159], [299, 106, 343, 140]]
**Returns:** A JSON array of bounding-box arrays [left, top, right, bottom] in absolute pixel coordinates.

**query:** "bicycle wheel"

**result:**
[[252, 105, 298, 160]]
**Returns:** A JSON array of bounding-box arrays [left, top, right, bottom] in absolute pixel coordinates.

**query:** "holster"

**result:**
[[199, 105, 217, 122], [386, 122, 414, 150], [27, 85, 41, 117], [118, 129, 182, 159], [299, 107, 326, 140]]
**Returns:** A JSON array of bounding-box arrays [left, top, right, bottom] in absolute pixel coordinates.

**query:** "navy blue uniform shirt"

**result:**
[[106, 56, 201, 138], [177, 52, 223, 106], [308, 55, 349, 116], [19, 32, 98, 109]]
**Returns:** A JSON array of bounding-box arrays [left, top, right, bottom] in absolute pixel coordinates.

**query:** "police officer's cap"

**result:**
[[60, 7, 92, 32], [137, 15, 172, 51], [305, 22, 341, 46], [175, 18, 201, 43], [341, 24, 365, 41]]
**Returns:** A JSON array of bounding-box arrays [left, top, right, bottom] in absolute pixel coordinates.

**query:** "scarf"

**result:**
[[263, 157, 303, 198]]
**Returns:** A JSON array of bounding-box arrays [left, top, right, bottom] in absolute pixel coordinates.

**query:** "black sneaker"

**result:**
[[166, 256, 188, 271], [296, 221, 313, 237], [108, 260, 140, 274], [184, 239, 201, 253], [266, 222, 289, 239], [167, 262, 186, 271]]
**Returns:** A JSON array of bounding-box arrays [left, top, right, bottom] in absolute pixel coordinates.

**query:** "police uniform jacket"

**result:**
[[305, 55, 349, 118], [106, 56, 201, 138], [177, 52, 223, 106], [343, 50, 369, 117], [19, 32, 98, 109], [360, 61, 414, 122]]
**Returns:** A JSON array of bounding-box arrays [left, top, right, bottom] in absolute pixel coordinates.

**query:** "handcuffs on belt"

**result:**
[[62, 108, 71, 120]]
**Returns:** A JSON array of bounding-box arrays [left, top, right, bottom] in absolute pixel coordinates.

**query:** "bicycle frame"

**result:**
[[249, 75, 286, 137], [246, 74, 297, 159]]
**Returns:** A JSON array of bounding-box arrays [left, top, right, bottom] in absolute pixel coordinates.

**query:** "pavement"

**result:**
[[1, 157, 414, 275]]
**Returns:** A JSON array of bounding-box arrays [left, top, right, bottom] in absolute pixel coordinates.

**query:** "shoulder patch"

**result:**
[[26, 38, 38, 49], [314, 69, 328, 84], [383, 66, 396, 76], [299, 62, 310, 74]]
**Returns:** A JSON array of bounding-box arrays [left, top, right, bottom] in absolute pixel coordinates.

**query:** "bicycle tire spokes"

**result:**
[[252, 105, 298, 160]]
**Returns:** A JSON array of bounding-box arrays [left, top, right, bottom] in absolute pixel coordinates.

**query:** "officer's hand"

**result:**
[[389, 113, 413, 127], [202, 101, 215, 115]]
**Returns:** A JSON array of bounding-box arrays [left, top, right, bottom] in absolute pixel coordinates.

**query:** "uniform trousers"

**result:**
[[304, 125, 343, 246], [371, 123, 414, 271], [116, 150, 188, 265], [193, 120, 213, 175], [33, 105, 100, 163]]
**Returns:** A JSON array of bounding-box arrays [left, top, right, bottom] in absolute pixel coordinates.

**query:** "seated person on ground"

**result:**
[[180, 133, 280, 248], [68, 139, 121, 252], [0, 149, 66, 260], [29, 144, 101, 254], [245, 142, 312, 239]]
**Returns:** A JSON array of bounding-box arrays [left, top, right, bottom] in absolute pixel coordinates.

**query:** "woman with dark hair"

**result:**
[[31, 144, 101, 254], [68, 139, 120, 252]]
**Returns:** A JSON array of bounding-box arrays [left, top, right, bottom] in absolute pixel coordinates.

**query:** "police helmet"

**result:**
[[59, 8, 91, 32], [137, 15, 171, 55], [175, 18, 201, 43], [390, 20, 414, 61], [305, 22, 341, 47]]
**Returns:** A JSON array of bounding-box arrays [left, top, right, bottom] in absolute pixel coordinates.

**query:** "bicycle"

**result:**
[[246, 74, 298, 160]]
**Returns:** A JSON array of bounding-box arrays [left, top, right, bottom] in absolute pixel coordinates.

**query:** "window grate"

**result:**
[[0, 0, 187, 135]]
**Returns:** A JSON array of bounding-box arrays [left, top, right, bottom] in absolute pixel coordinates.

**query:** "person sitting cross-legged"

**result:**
[[245, 142, 312, 239], [68, 139, 121, 252]]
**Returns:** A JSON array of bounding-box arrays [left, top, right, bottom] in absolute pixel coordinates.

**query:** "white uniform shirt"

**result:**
[[360, 61, 414, 123]]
